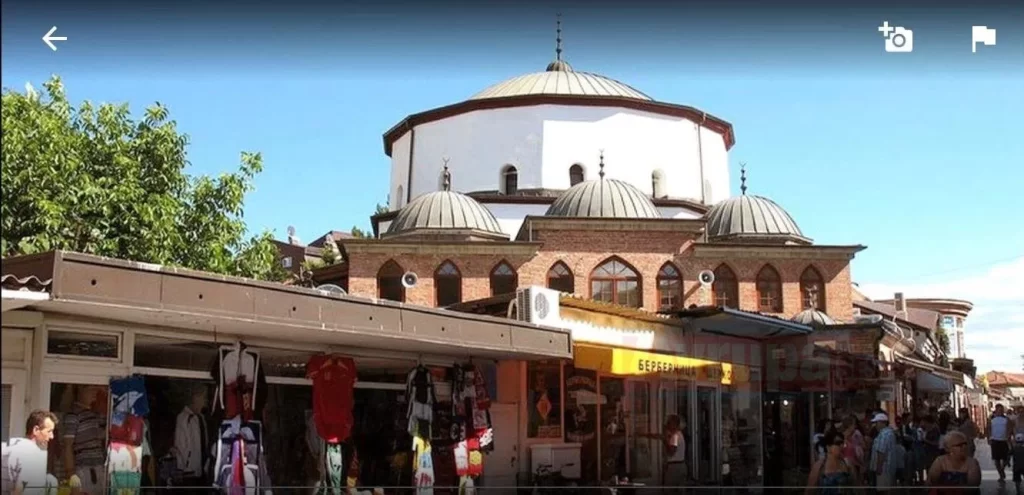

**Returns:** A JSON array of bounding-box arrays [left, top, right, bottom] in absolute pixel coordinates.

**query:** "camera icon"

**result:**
[[878, 21, 914, 53]]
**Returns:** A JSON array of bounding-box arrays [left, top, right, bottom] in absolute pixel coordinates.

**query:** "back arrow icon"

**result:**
[[43, 26, 67, 51]]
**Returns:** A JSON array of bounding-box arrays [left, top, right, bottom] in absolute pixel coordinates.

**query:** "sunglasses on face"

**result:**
[[949, 442, 967, 449]]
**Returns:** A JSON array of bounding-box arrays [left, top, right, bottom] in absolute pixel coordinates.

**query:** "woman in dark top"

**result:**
[[805, 430, 857, 494], [927, 431, 981, 494]]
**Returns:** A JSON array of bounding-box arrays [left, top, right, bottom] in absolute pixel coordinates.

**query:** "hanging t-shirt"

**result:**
[[110, 375, 150, 418], [306, 355, 357, 444]]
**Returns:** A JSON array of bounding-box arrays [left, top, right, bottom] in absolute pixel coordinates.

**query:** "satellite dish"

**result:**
[[316, 284, 346, 295], [401, 271, 419, 289], [698, 269, 715, 287], [287, 225, 296, 236]]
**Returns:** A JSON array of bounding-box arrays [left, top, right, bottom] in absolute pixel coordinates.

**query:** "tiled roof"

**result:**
[[854, 300, 938, 331], [985, 371, 1024, 387], [0, 274, 52, 292]]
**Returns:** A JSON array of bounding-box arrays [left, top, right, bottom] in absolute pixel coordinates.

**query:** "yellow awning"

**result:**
[[574, 344, 746, 385]]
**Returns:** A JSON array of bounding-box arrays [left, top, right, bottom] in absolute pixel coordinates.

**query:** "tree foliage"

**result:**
[[1, 76, 287, 281]]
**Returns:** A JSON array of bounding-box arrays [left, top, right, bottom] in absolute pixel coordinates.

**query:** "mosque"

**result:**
[[284, 20, 862, 323]]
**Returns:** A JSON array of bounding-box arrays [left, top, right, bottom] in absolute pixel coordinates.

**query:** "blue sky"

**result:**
[[3, 3, 1022, 369]]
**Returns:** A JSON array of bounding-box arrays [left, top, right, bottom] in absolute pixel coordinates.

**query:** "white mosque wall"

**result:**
[[390, 104, 731, 205], [480, 203, 552, 239], [389, 132, 412, 210]]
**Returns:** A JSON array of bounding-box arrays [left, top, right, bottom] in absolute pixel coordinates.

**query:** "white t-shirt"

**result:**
[[990, 415, 1010, 441], [667, 431, 686, 462], [3, 438, 49, 492]]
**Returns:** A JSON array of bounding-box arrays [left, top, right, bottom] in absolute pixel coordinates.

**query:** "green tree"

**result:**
[[1, 76, 287, 281], [350, 226, 371, 239]]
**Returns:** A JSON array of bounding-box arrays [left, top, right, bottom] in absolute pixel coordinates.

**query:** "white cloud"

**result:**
[[858, 256, 1024, 373]]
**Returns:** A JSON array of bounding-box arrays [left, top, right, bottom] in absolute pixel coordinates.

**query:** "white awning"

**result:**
[[1, 289, 50, 313], [917, 371, 954, 394]]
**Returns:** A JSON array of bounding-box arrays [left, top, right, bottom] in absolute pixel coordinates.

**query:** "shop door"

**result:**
[[695, 385, 720, 484], [43, 373, 111, 481], [483, 403, 519, 494], [627, 380, 656, 485], [2, 369, 27, 443], [655, 379, 692, 485]]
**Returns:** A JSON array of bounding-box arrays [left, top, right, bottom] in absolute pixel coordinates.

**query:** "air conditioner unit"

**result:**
[[512, 286, 561, 327]]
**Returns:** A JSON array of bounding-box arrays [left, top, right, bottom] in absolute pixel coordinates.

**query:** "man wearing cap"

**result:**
[[870, 412, 898, 490]]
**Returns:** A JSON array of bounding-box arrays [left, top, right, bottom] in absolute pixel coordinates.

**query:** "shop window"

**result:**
[[255, 347, 313, 378], [569, 164, 585, 186], [527, 361, 562, 439], [564, 366, 598, 482], [590, 257, 642, 308], [133, 334, 218, 374], [756, 264, 783, 313], [800, 266, 825, 310], [46, 329, 120, 359], [657, 262, 682, 310], [501, 165, 518, 195], [434, 260, 462, 307], [712, 263, 739, 308], [377, 259, 406, 302], [490, 260, 518, 296], [547, 261, 575, 293], [600, 377, 628, 480], [721, 364, 763, 486]]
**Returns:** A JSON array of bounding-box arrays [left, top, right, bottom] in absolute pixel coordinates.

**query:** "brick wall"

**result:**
[[346, 230, 856, 321]]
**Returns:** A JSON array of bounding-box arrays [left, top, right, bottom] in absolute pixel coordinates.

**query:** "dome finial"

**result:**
[[598, 149, 606, 179], [555, 13, 563, 62], [441, 157, 451, 192], [740, 162, 748, 195]]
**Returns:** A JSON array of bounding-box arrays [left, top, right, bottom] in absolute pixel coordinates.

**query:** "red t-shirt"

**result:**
[[306, 355, 357, 444]]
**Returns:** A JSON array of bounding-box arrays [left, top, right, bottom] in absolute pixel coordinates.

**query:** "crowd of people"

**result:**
[[805, 404, 1024, 493]]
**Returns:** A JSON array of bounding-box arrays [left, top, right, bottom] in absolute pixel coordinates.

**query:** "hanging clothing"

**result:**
[[213, 418, 272, 495], [108, 442, 144, 495], [412, 422, 435, 495], [173, 406, 208, 479], [211, 345, 267, 421], [406, 366, 437, 435], [306, 355, 357, 444], [110, 375, 150, 417]]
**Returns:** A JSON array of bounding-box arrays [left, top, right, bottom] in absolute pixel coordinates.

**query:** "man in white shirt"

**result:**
[[988, 404, 1011, 481], [663, 415, 688, 493], [3, 409, 59, 494]]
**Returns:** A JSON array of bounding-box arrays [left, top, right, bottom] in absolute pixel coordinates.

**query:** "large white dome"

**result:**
[[470, 64, 652, 101]]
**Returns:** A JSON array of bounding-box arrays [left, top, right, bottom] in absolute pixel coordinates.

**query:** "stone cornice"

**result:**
[[516, 216, 705, 241], [342, 239, 542, 256], [691, 243, 866, 260]]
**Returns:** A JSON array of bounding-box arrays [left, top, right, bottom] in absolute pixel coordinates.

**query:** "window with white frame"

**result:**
[[46, 328, 121, 360]]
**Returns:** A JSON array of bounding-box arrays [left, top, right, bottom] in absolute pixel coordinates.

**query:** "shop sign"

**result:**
[[574, 345, 741, 385]]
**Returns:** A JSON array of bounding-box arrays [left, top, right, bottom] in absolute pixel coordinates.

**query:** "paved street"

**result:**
[[973, 438, 1019, 493]]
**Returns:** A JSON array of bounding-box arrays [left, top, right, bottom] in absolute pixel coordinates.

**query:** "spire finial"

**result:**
[[555, 13, 563, 62], [740, 162, 747, 195], [442, 157, 451, 192], [598, 150, 606, 179]]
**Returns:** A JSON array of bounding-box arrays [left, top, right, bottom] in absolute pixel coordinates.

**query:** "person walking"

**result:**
[[2, 409, 60, 494], [926, 430, 981, 493], [987, 404, 1012, 482], [869, 413, 899, 491], [1012, 432, 1024, 492], [662, 414, 688, 493], [805, 430, 857, 494]]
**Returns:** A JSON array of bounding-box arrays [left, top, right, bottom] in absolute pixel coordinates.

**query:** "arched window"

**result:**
[[569, 164, 585, 186], [590, 257, 641, 308], [377, 259, 405, 302], [800, 266, 825, 310], [652, 169, 666, 198], [656, 262, 682, 310], [547, 261, 575, 293], [756, 265, 783, 313], [434, 260, 462, 307], [490, 260, 518, 296], [501, 165, 519, 195], [712, 263, 738, 308], [395, 185, 404, 208]]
